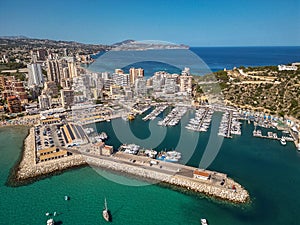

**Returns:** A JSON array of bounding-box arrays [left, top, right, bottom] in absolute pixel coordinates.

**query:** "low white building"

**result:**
[[278, 64, 298, 71]]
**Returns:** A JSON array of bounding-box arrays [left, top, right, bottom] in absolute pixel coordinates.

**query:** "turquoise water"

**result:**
[[1, 112, 300, 225]]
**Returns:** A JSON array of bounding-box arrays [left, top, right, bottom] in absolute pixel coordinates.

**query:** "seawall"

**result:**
[[84, 153, 249, 203], [9, 128, 86, 186]]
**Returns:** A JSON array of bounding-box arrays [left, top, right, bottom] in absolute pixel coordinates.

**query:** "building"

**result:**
[[7, 95, 22, 113], [46, 59, 61, 84], [112, 72, 130, 87], [135, 77, 147, 96], [179, 75, 192, 94], [278, 64, 298, 71], [129, 67, 144, 84], [38, 92, 52, 110], [37, 147, 69, 162], [0, 76, 5, 89], [40, 116, 61, 125], [28, 63, 44, 87], [72, 74, 92, 102], [92, 142, 113, 156], [193, 169, 211, 181], [67, 58, 78, 78], [1, 76, 28, 103], [164, 76, 177, 94], [44, 81, 59, 97], [181, 67, 191, 76], [60, 89, 74, 109], [152, 71, 167, 91], [36, 49, 47, 61], [61, 123, 88, 146]]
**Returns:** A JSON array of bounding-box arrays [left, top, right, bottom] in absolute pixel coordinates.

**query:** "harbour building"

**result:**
[[61, 123, 89, 146], [37, 147, 69, 162]]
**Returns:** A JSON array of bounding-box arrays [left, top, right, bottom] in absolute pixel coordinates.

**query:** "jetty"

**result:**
[[218, 110, 242, 138], [12, 128, 249, 203], [158, 106, 187, 126], [142, 105, 168, 121], [253, 129, 294, 142], [186, 107, 213, 132]]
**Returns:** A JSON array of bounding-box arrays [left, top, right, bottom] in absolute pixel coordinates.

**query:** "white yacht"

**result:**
[[280, 137, 287, 146], [201, 218, 208, 225], [47, 218, 55, 225]]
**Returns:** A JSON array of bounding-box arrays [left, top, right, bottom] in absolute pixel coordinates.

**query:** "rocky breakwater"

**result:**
[[84, 152, 249, 203], [9, 128, 86, 186], [167, 174, 249, 203]]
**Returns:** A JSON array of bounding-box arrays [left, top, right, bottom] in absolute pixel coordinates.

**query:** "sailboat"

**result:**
[[102, 198, 111, 222]]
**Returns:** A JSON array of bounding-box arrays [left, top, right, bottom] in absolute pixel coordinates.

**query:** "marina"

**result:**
[[253, 129, 294, 145], [157, 106, 187, 126], [185, 106, 213, 132], [142, 105, 168, 121], [218, 110, 242, 138]]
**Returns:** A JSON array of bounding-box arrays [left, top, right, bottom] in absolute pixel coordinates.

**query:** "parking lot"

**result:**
[[34, 124, 66, 152]]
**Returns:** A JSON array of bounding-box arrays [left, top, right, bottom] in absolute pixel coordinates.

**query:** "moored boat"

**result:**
[[157, 150, 181, 162], [280, 137, 286, 146], [127, 113, 135, 120]]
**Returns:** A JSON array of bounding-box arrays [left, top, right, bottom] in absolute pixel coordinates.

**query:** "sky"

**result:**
[[0, 0, 299, 46]]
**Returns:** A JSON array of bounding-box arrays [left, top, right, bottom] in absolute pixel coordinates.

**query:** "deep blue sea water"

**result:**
[[1, 47, 300, 225], [87, 46, 300, 75]]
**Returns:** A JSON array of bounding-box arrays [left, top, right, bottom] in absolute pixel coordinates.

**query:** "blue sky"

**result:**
[[0, 0, 299, 46]]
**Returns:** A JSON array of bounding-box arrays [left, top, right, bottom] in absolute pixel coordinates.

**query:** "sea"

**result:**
[[1, 47, 300, 225]]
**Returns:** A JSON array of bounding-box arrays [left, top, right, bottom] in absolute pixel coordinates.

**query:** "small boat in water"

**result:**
[[102, 198, 111, 222], [128, 113, 135, 120], [201, 218, 208, 225], [64, 195, 69, 201], [280, 137, 287, 146], [47, 218, 55, 225]]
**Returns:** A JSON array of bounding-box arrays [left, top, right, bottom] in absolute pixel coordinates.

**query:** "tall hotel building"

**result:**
[[28, 63, 44, 87], [129, 67, 144, 85], [46, 59, 61, 84]]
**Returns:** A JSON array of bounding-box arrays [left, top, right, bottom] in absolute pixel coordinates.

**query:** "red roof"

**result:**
[[193, 170, 210, 177]]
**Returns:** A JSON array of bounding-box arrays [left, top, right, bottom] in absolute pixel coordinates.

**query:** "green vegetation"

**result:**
[[0, 62, 25, 71], [192, 66, 300, 119], [1, 72, 26, 81], [219, 66, 300, 119]]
